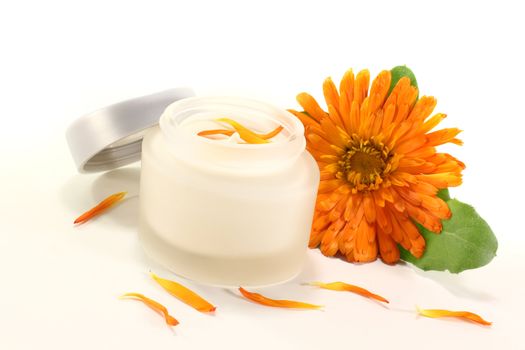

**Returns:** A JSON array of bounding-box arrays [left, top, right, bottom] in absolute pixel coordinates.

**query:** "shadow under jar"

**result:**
[[139, 96, 320, 287]]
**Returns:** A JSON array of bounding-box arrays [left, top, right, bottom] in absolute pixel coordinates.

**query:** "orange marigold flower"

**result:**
[[289, 69, 465, 264]]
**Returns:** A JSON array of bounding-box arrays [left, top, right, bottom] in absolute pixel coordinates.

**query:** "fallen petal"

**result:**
[[417, 306, 492, 326], [258, 125, 284, 139], [308, 281, 389, 303], [239, 287, 322, 310], [216, 118, 269, 144], [151, 273, 216, 313], [74, 192, 127, 225], [197, 129, 235, 138], [199, 121, 284, 143], [120, 293, 179, 326]]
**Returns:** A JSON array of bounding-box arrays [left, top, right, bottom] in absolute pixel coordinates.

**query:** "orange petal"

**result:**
[[216, 118, 273, 144], [73, 191, 126, 225], [151, 273, 216, 313], [288, 109, 321, 129], [377, 228, 400, 264], [238, 287, 322, 310], [353, 69, 370, 106], [421, 113, 447, 133], [197, 129, 235, 137], [258, 125, 284, 139], [308, 281, 389, 303], [417, 306, 492, 326], [296, 92, 328, 121], [363, 194, 376, 223], [368, 70, 391, 116], [338, 69, 355, 132], [198, 125, 283, 141], [426, 128, 463, 147], [408, 96, 437, 123], [120, 293, 179, 326], [323, 77, 340, 113], [353, 217, 378, 262]]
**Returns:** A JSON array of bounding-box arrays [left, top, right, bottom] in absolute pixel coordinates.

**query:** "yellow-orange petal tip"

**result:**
[[239, 287, 322, 310], [150, 272, 217, 313], [416, 306, 492, 326], [73, 191, 127, 225], [120, 292, 179, 326], [308, 281, 389, 304]]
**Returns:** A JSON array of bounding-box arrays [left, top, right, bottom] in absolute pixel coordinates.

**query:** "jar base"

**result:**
[[139, 220, 305, 288]]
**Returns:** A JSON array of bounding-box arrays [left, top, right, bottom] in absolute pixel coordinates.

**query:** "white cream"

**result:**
[[139, 96, 320, 287]]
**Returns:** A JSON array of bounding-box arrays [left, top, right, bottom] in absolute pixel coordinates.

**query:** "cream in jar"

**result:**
[[139, 97, 320, 287]]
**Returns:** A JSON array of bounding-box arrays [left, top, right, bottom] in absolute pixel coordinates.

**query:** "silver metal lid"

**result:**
[[66, 88, 195, 173]]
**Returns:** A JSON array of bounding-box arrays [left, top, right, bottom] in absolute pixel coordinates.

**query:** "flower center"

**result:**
[[337, 137, 392, 192]]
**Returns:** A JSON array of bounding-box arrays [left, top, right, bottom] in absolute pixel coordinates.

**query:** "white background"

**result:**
[[1, 1, 524, 349]]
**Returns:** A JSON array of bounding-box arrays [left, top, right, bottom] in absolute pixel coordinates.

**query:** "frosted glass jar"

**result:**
[[139, 96, 319, 287]]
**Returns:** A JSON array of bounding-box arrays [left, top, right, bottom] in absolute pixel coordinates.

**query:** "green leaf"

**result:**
[[389, 65, 419, 97], [437, 188, 450, 201], [400, 198, 498, 273]]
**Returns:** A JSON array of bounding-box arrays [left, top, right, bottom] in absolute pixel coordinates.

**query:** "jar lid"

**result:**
[[66, 88, 195, 173]]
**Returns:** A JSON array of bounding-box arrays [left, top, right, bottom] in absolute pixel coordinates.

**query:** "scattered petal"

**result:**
[[120, 293, 179, 326], [258, 125, 284, 139], [73, 191, 126, 224], [198, 125, 283, 141], [417, 306, 492, 326], [197, 129, 235, 137], [151, 273, 216, 313], [307, 281, 389, 303], [216, 118, 282, 144], [239, 287, 322, 310]]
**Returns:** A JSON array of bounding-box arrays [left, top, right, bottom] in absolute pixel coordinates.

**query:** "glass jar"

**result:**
[[139, 96, 319, 287]]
